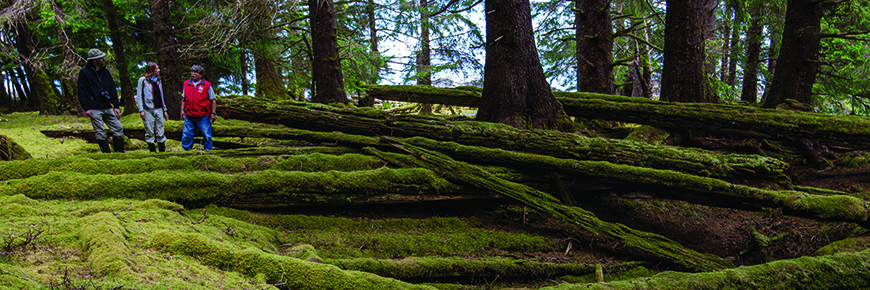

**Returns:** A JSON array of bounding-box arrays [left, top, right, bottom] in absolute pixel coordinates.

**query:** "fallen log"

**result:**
[[1, 169, 500, 208], [364, 142, 735, 272], [397, 137, 870, 227], [365, 85, 870, 149], [0, 153, 386, 181], [0, 135, 30, 161], [216, 95, 787, 179], [150, 231, 437, 290], [542, 249, 870, 290], [326, 257, 602, 282], [40, 128, 256, 149]]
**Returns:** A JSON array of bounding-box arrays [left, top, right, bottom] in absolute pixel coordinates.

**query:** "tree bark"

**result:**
[[477, 0, 569, 130], [761, 0, 823, 108], [417, 0, 433, 114], [661, 0, 716, 103], [240, 50, 249, 95], [719, 2, 731, 83], [310, 0, 348, 104], [8, 69, 28, 106], [149, 0, 184, 119], [575, 0, 613, 94], [102, 0, 137, 116], [13, 21, 47, 113], [740, 0, 764, 103], [251, 0, 288, 100]]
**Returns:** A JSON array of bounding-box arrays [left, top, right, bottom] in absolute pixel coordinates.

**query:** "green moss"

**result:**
[[150, 230, 437, 289], [0, 153, 386, 181], [205, 205, 563, 259], [624, 125, 671, 145], [327, 256, 595, 280], [543, 249, 870, 290], [3, 168, 458, 207], [79, 212, 135, 278]]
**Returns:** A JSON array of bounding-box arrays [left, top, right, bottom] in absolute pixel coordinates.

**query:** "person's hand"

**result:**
[[85, 110, 92, 118], [163, 112, 170, 121], [210, 114, 217, 123], [140, 111, 146, 120], [113, 108, 121, 117]]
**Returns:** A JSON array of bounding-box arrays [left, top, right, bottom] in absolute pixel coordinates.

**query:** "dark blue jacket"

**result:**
[[77, 65, 120, 110]]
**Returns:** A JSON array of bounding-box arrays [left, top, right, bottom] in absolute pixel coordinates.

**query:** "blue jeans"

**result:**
[[182, 115, 212, 150]]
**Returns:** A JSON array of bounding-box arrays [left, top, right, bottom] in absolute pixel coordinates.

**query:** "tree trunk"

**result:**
[[727, 15, 740, 87], [719, 3, 731, 83], [761, 0, 822, 108], [575, 0, 614, 94], [660, 0, 716, 103], [701, 0, 718, 75], [240, 50, 249, 96], [251, 0, 288, 100], [310, 0, 348, 104], [0, 71, 10, 107], [102, 0, 137, 116], [54, 4, 83, 116], [13, 21, 45, 113], [478, 0, 569, 130], [740, 0, 764, 104], [368, 0, 379, 82], [417, 0, 433, 114], [149, 0, 183, 119], [766, 1, 786, 81], [8, 69, 27, 106]]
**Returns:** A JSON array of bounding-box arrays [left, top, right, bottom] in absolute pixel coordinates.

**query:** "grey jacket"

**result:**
[[136, 76, 166, 112]]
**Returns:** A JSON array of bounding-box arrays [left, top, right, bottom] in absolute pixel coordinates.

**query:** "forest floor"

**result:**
[[1, 111, 868, 289]]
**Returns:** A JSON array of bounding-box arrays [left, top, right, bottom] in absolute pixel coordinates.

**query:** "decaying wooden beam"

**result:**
[[215, 95, 787, 179], [365, 85, 870, 149], [364, 142, 736, 273]]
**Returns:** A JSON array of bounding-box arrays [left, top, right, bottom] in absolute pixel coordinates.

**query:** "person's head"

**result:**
[[86, 48, 107, 67], [145, 62, 160, 77], [190, 65, 204, 81]]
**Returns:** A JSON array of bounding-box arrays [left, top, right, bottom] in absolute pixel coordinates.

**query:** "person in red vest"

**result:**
[[180, 64, 217, 150]]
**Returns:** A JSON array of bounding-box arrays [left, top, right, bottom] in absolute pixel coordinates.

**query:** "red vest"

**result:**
[[183, 79, 212, 117]]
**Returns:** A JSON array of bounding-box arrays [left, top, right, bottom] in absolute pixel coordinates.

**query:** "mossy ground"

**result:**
[[2, 111, 868, 289]]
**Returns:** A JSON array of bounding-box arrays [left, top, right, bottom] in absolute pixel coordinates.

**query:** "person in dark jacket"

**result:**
[[77, 48, 125, 153], [180, 64, 217, 150], [136, 61, 169, 152]]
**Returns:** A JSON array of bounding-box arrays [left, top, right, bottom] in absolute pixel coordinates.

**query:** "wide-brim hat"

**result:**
[[87, 48, 106, 60]]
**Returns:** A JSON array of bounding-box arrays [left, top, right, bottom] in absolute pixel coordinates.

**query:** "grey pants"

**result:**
[[141, 108, 166, 143], [89, 108, 124, 141]]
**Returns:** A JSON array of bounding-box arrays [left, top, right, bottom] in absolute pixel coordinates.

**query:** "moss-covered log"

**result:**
[[150, 231, 437, 290], [398, 137, 870, 227], [326, 257, 598, 282], [0, 135, 30, 161], [0, 169, 502, 208], [216, 95, 786, 179], [0, 153, 386, 181], [366, 85, 870, 148], [365, 143, 735, 272], [543, 249, 870, 290], [365, 84, 483, 107]]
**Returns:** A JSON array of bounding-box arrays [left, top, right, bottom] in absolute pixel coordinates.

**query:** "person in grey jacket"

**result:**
[[136, 61, 170, 152], [77, 48, 125, 153]]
